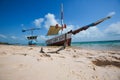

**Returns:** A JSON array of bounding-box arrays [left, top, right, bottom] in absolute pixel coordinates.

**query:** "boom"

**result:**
[[70, 16, 112, 35], [22, 28, 40, 36], [22, 28, 40, 32]]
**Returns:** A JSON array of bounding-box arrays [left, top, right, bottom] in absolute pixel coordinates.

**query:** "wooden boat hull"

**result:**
[[46, 38, 71, 46], [46, 33, 72, 46]]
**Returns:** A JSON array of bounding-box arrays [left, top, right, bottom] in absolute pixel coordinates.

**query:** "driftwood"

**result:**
[[40, 47, 45, 53], [40, 45, 66, 54], [47, 45, 66, 54]]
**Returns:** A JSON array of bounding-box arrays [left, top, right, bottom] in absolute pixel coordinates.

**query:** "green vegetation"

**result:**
[[0, 42, 10, 45]]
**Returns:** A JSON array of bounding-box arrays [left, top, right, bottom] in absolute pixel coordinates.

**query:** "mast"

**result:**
[[61, 3, 64, 34]]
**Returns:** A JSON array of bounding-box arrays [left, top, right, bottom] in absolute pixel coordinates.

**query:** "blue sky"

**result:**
[[0, 0, 120, 44]]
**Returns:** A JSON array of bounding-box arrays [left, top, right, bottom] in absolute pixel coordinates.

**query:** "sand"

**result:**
[[0, 45, 120, 80]]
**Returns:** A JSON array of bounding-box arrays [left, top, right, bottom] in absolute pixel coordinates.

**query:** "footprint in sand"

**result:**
[[59, 56, 65, 58], [13, 64, 28, 70], [37, 58, 41, 61], [73, 55, 79, 58], [0, 51, 7, 56]]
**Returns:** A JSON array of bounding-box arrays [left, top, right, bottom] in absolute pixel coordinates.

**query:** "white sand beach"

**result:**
[[0, 45, 120, 80]]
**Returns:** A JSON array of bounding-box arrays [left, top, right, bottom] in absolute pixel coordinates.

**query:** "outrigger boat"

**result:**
[[22, 28, 40, 45], [46, 4, 112, 46]]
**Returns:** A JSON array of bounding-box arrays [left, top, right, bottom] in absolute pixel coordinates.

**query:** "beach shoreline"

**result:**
[[0, 45, 120, 80]]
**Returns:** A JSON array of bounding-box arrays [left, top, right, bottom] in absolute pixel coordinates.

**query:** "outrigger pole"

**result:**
[[22, 28, 40, 36], [68, 15, 112, 35]]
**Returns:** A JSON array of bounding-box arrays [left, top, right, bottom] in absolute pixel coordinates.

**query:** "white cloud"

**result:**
[[11, 36, 17, 39], [36, 35, 49, 43], [33, 13, 58, 30], [59, 24, 74, 34], [64, 25, 74, 32], [39, 35, 48, 40], [33, 18, 44, 27], [107, 11, 116, 16], [104, 22, 120, 35], [32, 13, 120, 42], [0, 34, 7, 38], [72, 27, 104, 42], [44, 13, 58, 29], [72, 21, 120, 42]]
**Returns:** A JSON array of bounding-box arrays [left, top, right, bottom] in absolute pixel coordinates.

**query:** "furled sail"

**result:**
[[47, 26, 61, 36]]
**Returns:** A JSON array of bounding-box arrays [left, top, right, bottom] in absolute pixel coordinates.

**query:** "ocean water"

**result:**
[[71, 40, 120, 51], [18, 40, 120, 51]]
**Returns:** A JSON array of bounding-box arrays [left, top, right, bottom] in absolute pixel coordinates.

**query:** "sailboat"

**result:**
[[22, 28, 40, 45], [46, 4, 112, 46]]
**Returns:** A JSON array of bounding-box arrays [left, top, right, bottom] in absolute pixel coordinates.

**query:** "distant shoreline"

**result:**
[[1, 40, 120, 45], [0, 40, 120, 51], [72, 40, 120, 43]]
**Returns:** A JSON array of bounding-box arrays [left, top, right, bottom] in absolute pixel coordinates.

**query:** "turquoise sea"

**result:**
[[71, 40, 120, 51], [13, 40, 120, 51]]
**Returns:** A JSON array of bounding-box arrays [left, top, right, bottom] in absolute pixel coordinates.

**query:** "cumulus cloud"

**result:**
[[60, 25, 74, 34], [0, 34, 7, 38], [72, 27, 104, 41], [72, 21, 120, 42], [104, 22, 120, 35], [36, 35, 49, 43], [39, 35, 48, 40], [32, 13, 120, 42], [107, 11, 116, 16], [44, 13, 58, 29], [33, 13, 58, 30], [33, 18, 44, 27]]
